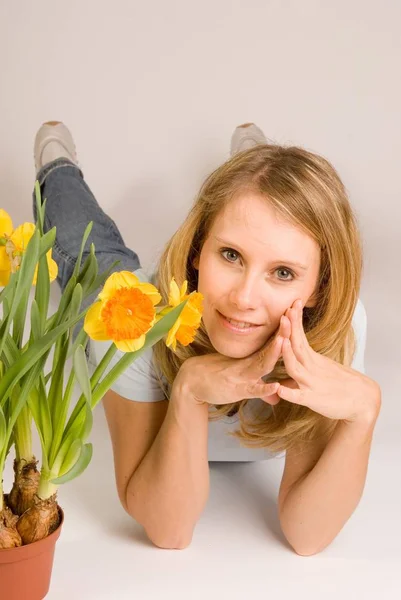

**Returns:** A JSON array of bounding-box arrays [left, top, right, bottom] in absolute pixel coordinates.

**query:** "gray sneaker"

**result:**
[[34, 121, 78, 173], [230, 122, 268, 156]]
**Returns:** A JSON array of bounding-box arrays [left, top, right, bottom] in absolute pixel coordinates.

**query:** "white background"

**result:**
[[1, 1, 400, 599]]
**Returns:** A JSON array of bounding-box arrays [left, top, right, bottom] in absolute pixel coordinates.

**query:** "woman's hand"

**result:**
[[273, 299, 382, 425], [174, 315, 291, 408]]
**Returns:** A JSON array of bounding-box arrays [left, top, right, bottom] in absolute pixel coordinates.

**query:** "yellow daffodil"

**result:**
[[0, 210, 58, 286], [84, 271, 162, 352], [0, 209, 13, 285], [163, 277, 203, 351]]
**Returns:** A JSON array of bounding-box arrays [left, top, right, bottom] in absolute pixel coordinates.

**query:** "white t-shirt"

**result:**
[[88, 268, 367, 461]]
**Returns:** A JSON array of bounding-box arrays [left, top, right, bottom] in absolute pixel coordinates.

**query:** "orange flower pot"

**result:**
[[0, 506, 64, 600]]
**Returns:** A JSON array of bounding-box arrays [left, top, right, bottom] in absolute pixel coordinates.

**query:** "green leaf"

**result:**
[[67, 327, 89, 360], [0, 262, 20, 308], [56, 438, 81, 476], [2, 333, 19, 369], [71, 222, 93, 280], [30, 299, 41, 341], [58, 410, 85, 460], [10, 226, 55, 346], [34, 248, 50, 333], [34, 180, 45, 231], [48, 336, 69, 426], [0, 230, 40, 353], [80, 400, 93, 442], [85, 259, 121, 298], [73, 345, 92, 406], [27, 381, 52, 460], [48, 283, 84, 419], [0, 275, 15, 306], [2, 296, 10, 321], [77, 244, 98, 294], [1, 362, 42, 464], [47, 275, 77, 331], [47, 366, 76, 466], [50, 442, 93, 485], [63, 343, 116, 437], [37, 375, 53, 452], [0, 404, 6, 450], [0, 306, 88, 408], [69, 283, 83, 320]]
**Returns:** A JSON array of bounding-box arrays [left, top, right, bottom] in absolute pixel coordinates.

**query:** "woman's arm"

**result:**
[[278, 400, 381, 556], [108, 321, 286, 550], [125, 377, 210, 550]]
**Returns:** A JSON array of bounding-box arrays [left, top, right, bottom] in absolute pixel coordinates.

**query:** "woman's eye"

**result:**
[[276, 268, 294, 281], [220, 248, 239, 263], [220, 250, 295, 281]]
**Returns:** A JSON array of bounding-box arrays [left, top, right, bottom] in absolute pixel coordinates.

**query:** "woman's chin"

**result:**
[[208, 334, 260, 359]]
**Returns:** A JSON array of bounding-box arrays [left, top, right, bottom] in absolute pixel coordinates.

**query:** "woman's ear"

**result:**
[[192, 256, 199, 270]]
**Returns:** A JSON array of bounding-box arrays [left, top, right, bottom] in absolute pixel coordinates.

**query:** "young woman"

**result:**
[[32, 121, 381, 555]]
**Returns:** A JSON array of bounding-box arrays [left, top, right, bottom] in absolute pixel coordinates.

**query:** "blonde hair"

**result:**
[[152, 144, 362, 453]]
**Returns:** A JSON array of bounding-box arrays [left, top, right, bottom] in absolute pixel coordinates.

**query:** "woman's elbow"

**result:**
[[145, 527, 193, 550], [292, 545, 321, 557], [289, 538, 329, 556]]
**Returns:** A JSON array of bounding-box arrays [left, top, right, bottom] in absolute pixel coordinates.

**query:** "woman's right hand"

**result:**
[[173, 314, 291, 407]]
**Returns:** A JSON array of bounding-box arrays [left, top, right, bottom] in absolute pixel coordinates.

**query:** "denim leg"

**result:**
[[33, 158, 142, 341]]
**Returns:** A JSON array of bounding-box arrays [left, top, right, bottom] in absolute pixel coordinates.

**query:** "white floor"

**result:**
[[4, 392, 400, 600]]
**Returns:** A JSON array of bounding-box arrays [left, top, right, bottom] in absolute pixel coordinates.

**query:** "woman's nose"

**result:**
[[228, 277, 261, 311]]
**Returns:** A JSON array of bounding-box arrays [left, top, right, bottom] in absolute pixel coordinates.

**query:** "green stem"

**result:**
[[48, 367, 76, 467], [37, 467, 59, 500], [64, 343, 117, 437], [64, 341, 155, 444], [13, 404, 33, 463], [0, 476, 4, 511]]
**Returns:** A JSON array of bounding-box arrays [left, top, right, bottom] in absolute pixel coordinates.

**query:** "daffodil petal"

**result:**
[[166, 318, 181, 348], [98, 271, 141, 301], [47, 252, 58, 282], [31, 252, 58, 286], [115, 334, 146, 353], [84, 302, 110, 341], [10, 222, 35, 252], [0, 210, 13, 236], [168, 277, 182, 307], [0, 247, 10, 271], [176, 324, 197, 346], [182, 293, 203, 321], [180, 280, 188, 297], [0, 269, 10, 287], [135, 282, 162, 305], [32, 265, 39, 286]]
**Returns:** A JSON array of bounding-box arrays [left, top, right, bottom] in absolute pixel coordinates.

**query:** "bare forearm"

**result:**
[[279, 417, 378, 556], [126, 382, 210, 548]]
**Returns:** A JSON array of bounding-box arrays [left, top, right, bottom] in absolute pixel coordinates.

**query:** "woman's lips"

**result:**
[[217, 311, 262, 334]]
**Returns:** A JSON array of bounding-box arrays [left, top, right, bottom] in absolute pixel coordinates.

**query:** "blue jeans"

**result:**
[[33, 158, 141, 340]]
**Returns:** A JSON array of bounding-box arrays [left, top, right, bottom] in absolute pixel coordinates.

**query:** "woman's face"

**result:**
[[194, 191, 321, 358]]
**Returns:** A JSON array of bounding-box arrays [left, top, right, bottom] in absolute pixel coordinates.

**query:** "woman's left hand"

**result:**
[[272, 299, 381, 425]]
